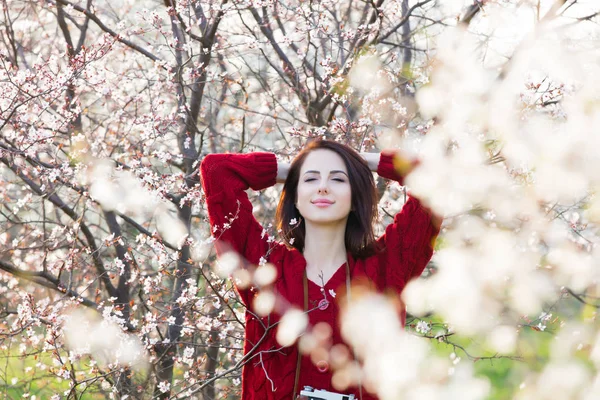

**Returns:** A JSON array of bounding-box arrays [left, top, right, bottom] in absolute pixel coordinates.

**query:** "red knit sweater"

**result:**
[[200, 152, 440, 400]]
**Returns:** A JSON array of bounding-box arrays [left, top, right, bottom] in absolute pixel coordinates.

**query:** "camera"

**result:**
[[299, 386, 356, 400]]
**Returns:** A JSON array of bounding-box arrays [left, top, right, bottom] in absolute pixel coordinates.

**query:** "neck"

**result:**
[[302, 219, 348, 271]]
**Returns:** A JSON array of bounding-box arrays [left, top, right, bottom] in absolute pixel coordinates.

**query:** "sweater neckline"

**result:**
[[306, 262, 346, 288], [293, 249, 355, 288]]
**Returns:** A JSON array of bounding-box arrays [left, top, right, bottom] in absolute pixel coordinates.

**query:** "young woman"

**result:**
[[200, 140, 441, 400]]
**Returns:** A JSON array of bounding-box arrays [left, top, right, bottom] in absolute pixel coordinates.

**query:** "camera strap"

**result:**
[[293, 270, 309, 399], [293, 261, 363, 400]]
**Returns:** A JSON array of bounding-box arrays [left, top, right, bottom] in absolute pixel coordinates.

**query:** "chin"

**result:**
[[303, 215, 349, 225]]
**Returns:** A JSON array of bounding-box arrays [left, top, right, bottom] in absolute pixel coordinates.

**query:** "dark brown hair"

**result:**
[[275, 140, 379, 259]]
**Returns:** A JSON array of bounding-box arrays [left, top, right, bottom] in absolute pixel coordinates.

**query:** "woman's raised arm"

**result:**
[[372, 150, 442, 286], [200, 152, 281, 305]]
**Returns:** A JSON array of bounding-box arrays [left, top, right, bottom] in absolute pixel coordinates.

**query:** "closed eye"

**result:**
[[304, 178, 345, 182]]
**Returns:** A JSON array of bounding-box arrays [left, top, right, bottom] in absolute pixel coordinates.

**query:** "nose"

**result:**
[[317, 180, 329, 194]]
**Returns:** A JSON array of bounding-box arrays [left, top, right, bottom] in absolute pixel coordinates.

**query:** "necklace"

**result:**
[[311, 270, 334, 311]]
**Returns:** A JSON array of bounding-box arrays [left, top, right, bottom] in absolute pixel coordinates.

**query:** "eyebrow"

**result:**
[[303, 170, 348, 177]]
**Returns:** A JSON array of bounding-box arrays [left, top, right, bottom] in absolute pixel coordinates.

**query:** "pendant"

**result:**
[[318, 298, 329, 310]]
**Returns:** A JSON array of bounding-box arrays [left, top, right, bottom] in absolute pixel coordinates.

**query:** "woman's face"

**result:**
[[295, 149, 352, 226]]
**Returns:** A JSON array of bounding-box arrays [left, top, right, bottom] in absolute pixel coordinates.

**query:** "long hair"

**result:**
[[275, 140, 379, 259]]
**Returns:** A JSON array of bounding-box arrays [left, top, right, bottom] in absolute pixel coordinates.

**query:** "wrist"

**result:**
[[276, 162, 290, 183], [360, 152, 380, 172]]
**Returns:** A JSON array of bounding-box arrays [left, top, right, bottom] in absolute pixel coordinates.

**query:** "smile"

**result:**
[[311, 200, 334, 207]]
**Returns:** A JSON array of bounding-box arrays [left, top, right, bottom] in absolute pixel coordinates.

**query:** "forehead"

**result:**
[[300, 149, 347, 173]]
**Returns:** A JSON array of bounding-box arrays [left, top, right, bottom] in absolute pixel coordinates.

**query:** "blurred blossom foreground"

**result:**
[[64, 309, 148, 371], [1, 0, 600, 399]]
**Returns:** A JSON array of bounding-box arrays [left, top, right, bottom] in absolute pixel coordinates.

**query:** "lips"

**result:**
[[311, 199, 334, 206]]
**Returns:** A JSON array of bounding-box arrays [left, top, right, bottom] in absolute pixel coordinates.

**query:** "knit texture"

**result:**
[[200, 152, 440, 400]]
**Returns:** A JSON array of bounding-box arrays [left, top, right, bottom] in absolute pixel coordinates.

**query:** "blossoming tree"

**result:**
[[1, 0, 599, 399]]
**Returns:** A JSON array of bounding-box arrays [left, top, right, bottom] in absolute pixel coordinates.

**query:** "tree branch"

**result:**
[[103, 210, 132, 322], [566, 288, 600, 308], [0, 260, 98, 309], [52, 0, 160, 62], [376, 0, 433, 44], [0, 156, 118, 298]]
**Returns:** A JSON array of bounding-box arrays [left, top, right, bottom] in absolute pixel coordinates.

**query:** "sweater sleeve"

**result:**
[[375, 151, 442, 288], [200, 152, 278, 306]]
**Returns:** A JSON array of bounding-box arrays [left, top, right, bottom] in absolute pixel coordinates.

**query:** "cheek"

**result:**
[[296, 184, 310, 199], [295, 185, 309, 206], [339, 186, 352, 203], [344, 191, 353, 211]]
